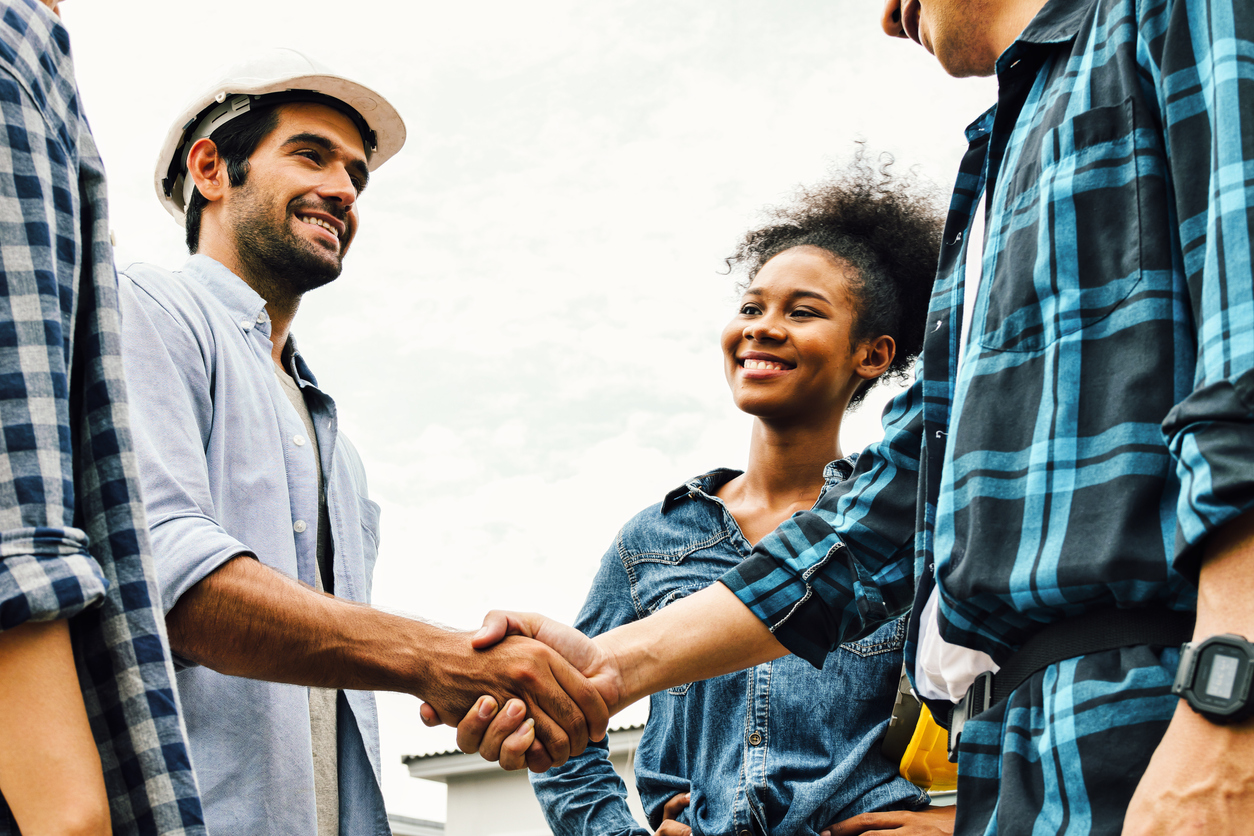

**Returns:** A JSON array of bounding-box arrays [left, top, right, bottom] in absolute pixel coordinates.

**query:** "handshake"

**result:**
[[418, 610, 621, 772], [416, 582, 785, 772]]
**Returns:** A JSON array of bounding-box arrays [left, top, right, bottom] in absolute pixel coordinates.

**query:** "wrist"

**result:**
[[1173, 632, 1254, 724], [591, 631, 637, 713]]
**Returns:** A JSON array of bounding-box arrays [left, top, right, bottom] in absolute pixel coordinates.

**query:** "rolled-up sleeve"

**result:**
[[722, 378, 923, 667], [0, 65, 107, 631], [1157, 0, 1254, 567]]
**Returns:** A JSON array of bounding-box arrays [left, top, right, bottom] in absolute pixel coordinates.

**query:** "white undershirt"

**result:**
[[914, 197, 1000, 703]]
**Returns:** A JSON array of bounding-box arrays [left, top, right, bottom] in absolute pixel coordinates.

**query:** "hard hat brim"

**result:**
[[155, 54, 406, 225]]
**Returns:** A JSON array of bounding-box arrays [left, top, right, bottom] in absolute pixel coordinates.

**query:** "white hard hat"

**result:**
[[155, 48, 406, 224]]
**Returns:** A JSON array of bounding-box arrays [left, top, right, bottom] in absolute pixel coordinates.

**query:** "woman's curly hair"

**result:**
[[727, 147, 945, 407]]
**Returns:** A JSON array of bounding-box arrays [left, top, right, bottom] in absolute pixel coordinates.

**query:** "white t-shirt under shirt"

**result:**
[[913, 196, 1001, 704], [275, 361, 339, 836]]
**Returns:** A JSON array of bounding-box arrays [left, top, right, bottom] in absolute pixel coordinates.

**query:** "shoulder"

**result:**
[[0, 1, 78, 148], [120, 262, 216, 327]]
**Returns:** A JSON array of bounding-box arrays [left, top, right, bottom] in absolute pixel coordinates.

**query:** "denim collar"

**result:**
[[660, 456, 857, 514]]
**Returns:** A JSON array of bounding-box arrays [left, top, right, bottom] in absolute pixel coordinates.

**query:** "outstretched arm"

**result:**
[[435, 583, 787, 765], [169, 554, 607, 767]]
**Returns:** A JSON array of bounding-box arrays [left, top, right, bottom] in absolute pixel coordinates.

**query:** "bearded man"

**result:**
[[119, 49, 605, 836]]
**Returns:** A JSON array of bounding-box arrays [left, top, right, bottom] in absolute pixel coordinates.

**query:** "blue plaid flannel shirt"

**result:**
[[0, 1, 203, 832], [725, 0, 1254, 675]]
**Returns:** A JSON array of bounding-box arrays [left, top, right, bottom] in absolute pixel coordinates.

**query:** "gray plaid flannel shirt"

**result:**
[[0, 1, 204, 832]]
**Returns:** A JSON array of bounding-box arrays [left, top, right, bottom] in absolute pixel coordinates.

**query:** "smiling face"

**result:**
[[222, 103, 370, 294], [721, 246, 872, 423]]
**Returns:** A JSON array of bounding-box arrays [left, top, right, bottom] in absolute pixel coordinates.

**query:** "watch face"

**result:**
[[1205, 653, 1241, 701], [1196, 644, 1251, 714]]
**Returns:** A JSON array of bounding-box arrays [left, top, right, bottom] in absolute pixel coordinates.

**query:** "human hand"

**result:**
[[419, 611, 623, 771], [416, 628, 608, 771], [821, 805, 956, 836], [1122, 702, 1254, 835], [655, 791, 691, 836]]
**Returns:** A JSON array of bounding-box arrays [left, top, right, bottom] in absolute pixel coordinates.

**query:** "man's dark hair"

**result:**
[[727, 147, 944, 407], [184, 106, 281, 253]]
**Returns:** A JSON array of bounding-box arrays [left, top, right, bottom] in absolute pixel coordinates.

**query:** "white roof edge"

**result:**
[[405, 726, 645, 782]]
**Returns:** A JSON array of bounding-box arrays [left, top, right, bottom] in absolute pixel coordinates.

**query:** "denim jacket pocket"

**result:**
[[839, 613, 907, 657]]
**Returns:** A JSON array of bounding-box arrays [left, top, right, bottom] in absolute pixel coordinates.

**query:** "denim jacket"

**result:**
[[531, 461, 927, 836]]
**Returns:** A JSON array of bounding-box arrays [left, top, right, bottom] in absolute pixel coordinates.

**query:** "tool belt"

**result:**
[[944, 605, 1195, 762]]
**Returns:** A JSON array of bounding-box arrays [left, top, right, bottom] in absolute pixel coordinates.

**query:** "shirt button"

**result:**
[[293, 434, 307, 446], [256, 312, 266, 324], [748, 731, 763, 746], [293, 520, 307, 533], [239, 319, 251, 330]]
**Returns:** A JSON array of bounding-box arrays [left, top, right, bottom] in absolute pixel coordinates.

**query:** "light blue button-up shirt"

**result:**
[[118, 255, 387, 836]]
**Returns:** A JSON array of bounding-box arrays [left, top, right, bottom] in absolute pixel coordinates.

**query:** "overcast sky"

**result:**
[[65, 0, 996, 822]]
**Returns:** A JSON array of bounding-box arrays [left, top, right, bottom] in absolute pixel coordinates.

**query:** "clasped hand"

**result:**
[[421, 611, 624, 772]]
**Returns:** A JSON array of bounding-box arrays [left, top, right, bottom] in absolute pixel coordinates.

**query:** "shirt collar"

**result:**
[[996, 0, 1094, 73], [181, 254, 271, 338], [281, 335, 321, 390], [661, 468, 742, 513], [660, 456, 858, 514]]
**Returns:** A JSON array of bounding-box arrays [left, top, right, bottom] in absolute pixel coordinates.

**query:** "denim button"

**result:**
[[748, 731, 763, 746]]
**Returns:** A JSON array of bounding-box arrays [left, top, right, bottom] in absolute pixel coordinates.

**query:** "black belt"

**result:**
[[946, 605, 1195, 761]]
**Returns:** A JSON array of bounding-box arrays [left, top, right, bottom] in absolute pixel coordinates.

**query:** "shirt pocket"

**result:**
[[839, 613, 907, 657], [980, 97, 1143, 353]]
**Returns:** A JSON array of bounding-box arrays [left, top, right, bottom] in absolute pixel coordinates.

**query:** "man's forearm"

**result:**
[[167, 554, 441, 693], [597, 582, 788, 711], [167, 555, 607, 765], [1122, 508, 1254, 835], [1192, 509, 1254, 639]]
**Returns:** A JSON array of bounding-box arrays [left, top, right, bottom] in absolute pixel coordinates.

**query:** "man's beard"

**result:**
[[229, 183, 346, 296]]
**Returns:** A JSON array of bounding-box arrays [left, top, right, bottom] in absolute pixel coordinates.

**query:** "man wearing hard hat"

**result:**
[[117, 49, 606, 836]]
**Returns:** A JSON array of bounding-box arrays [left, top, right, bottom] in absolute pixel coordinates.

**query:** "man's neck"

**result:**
[[987, 0, 1052, 68], [198, 243, 302, 366]]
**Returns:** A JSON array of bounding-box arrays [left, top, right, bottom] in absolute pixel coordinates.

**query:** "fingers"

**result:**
[[822, 808, 955, 836], [661, 791, 690, 821], [471, 698, 530, 763], [455, 696, 502, 753], [822, 812, 889, 836], [471, 611, 516, 650], [419, 701, 441, 727], [524, 738, 554, 773], [655, 821, 692, 836], [472, 610, 550, 650], [495, 712, 537, 772]]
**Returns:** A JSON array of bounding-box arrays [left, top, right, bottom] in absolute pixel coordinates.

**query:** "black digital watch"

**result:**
[[1172, 634, 1254, 724]]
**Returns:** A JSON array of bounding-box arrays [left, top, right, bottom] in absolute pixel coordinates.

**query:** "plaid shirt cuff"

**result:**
[[722, 552, 832, 668], [0, 528, 108, 630]]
